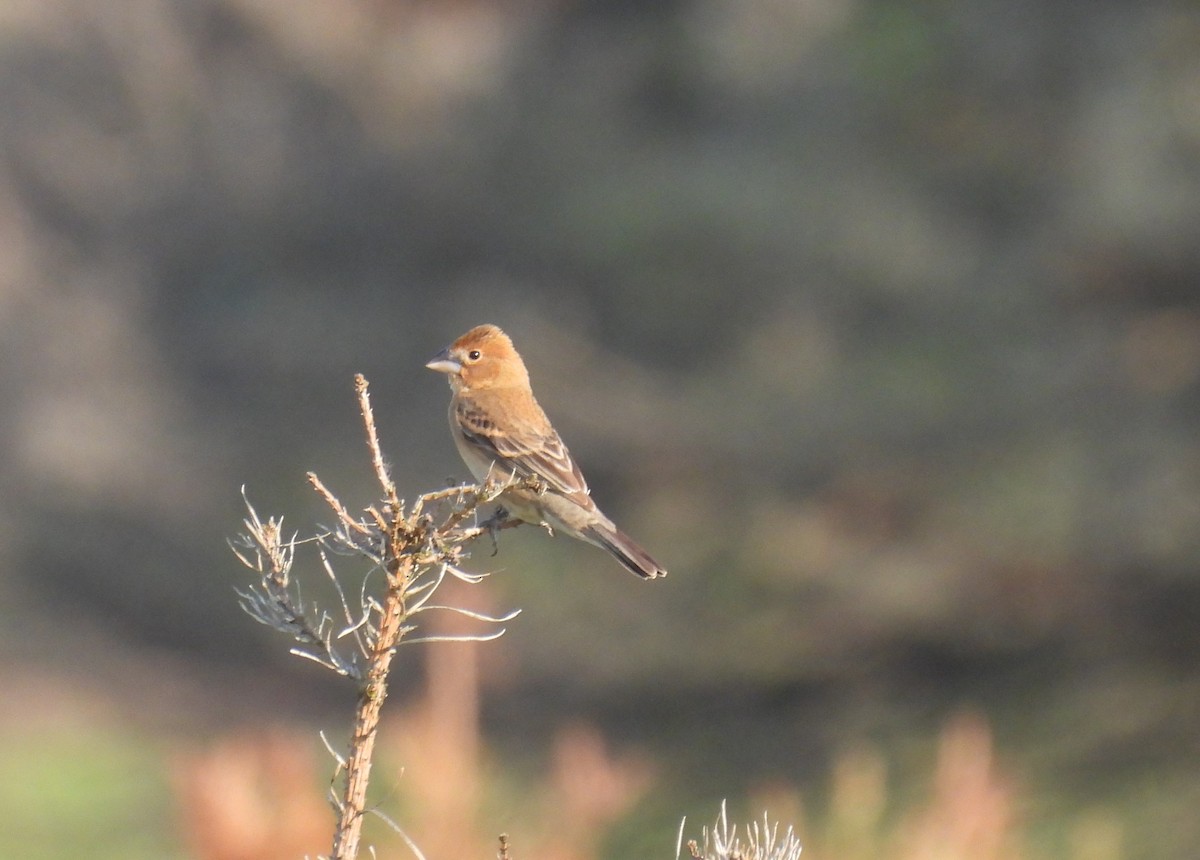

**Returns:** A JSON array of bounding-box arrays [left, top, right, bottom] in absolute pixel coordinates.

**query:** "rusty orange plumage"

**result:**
[[426, 324, 667, 579]]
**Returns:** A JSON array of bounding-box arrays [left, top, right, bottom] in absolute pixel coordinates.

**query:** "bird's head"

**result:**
[[426, 324, 530, 391]]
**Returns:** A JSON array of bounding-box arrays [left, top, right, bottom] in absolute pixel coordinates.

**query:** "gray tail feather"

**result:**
[[585, 523, 667, 579]]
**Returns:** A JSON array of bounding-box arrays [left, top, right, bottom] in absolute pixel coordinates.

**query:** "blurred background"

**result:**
[[1, 1, 1198, 858]]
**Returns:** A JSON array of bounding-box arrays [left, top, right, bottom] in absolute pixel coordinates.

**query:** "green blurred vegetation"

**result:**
[[0, 724, 180, 859], [0, 0, 1198, 857]]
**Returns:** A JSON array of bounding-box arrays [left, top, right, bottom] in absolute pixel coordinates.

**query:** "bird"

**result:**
[[426, 324, 667, 579]]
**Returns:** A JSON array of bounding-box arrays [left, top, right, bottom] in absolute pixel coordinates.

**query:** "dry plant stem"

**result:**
[[331, 557, 413, 860], [355, 373, 400, 505], [329, 375, 413, 860]]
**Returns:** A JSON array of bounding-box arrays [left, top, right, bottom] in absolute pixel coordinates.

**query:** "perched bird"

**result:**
[[426, 324, 667, 579]]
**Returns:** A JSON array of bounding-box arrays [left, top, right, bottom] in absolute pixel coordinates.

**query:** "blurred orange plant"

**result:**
[[380, 581, 656, 860], [172, 728, 330, 860], [751, 710, 1125, 860], [752, 712, 1022, 860], [174, 697, 1126, 860], [174, 594, 655, 860]]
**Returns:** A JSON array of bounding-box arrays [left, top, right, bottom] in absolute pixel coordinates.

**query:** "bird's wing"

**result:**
[[456, 401, 590, 498]]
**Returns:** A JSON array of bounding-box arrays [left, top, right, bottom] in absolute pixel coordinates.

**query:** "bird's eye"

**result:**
[[467, 350, 481, 361]]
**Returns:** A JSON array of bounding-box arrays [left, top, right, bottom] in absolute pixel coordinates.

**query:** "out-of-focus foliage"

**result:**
[[0, 1, 1198, 857]]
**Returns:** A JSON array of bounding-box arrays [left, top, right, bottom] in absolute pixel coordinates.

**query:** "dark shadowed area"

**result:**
[[0, 2, 1198, 858]]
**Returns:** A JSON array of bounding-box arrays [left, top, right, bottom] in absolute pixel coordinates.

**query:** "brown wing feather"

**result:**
[[456, 400, 590, 498]]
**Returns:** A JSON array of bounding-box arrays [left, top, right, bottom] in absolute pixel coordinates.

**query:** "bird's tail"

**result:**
[[584, 522, 668, 579]]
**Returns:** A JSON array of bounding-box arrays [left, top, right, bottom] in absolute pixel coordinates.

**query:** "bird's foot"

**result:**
[[480, 506, 525, 555]]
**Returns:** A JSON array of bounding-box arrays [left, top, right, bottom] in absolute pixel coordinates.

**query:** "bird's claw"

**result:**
[[481, 506, 510, 556], [522, 474, 548, 496]]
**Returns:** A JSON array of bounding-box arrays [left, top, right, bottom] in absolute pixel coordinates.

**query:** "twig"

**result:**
[[355, 373, 399, 509]]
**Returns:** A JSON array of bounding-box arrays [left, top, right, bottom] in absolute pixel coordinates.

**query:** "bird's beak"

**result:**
[[425, 347, 462, 376]]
